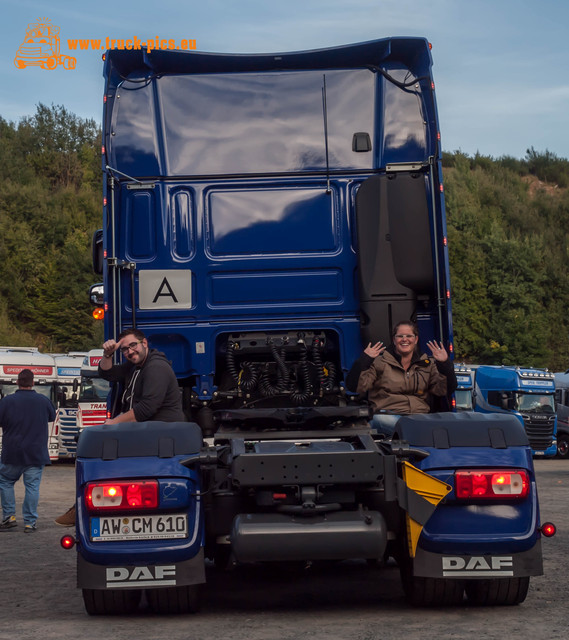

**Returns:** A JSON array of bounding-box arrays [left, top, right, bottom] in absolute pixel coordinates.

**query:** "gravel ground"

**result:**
[[0, 459, 566, 640]]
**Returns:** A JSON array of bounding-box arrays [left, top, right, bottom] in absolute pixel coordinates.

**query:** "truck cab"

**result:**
[[53, 352, 87, 458], [553, 371, 569, 458], [473, 365, 557, 456], [65, 38, 551, 615], [453, 364, 474, 411], [76, 349, 110, 435]]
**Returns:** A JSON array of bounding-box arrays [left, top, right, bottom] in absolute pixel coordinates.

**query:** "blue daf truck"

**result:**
[[63, 37, 553, 613], [454, 364, 475, 411], [473, 366, 557, 457], [553, 372, 569, 458]]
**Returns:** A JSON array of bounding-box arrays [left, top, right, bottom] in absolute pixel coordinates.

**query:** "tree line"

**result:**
[[1, 104, 568, 370], [0, 104, 103, 351], [443, 149, 569, 371]]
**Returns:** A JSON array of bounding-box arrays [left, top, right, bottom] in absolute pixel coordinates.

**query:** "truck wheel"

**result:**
[[465, 577, 529, 606], [398, 547, 464, 606], [401, 574, 465, 606], [556, 433, 569, 459], [146, 585, 201, 614], [42, 57, 57, 70], [82, 588, 141, 615], [62, 56, 76, 70]]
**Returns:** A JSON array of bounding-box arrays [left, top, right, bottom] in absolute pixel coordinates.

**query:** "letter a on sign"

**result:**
[[139, 270, 192, 310], [153, 278, 178, 304]]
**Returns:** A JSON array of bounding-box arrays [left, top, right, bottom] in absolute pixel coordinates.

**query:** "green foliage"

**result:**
[[445, 149, 569, 370], [525, 147, 569, 188], [2, 104, 569, 371], [0, 104, 102, 352]]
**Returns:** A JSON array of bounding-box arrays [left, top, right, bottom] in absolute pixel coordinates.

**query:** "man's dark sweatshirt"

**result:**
[[98, 349, 185, 422]]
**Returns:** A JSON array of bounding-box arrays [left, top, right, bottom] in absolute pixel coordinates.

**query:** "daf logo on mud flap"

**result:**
[[106, 565, 177, 587], [442, 556, 514, 577]]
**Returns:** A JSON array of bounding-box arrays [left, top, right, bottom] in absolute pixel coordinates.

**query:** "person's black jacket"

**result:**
[[98, 349, 185, 422]]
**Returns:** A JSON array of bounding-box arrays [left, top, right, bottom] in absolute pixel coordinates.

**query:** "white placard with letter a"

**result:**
[[138, 270, 192, 310]]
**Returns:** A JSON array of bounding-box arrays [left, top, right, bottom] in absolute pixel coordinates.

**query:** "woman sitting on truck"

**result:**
[[346, 320, 457, 415]]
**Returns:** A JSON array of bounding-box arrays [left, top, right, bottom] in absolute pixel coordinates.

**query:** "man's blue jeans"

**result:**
[[0, 463, 44, 526]]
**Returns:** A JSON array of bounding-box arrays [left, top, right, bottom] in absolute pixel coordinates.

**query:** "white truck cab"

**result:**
[[76, 349, 109, 436], [53, 352, 88, 457]]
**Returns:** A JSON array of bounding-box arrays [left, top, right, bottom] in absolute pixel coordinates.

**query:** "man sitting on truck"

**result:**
[[55, 329, 185, 527], [346, 320, 457, 415], [98, 328, 185, 424]]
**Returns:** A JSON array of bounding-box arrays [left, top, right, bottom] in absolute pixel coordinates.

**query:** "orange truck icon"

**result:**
[[14, 18, 76, 70]]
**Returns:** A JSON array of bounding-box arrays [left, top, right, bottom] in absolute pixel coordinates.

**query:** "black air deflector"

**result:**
[[394, 412, 529, 448], [355, 172, 434, 344], [76, 421, 203, 459]]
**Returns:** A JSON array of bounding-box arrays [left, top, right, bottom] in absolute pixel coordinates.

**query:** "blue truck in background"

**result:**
[[473, 366, 557, 457], [453, 364, 474, 411], [553, 372, 569, 459], [64, 37, 553, 614]]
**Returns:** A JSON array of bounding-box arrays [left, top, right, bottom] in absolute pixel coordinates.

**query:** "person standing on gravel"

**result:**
[[0, 368, 56, 533]]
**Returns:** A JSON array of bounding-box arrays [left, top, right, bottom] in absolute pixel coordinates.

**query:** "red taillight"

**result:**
[[455, 470, 530, 500], [540, 522, 556, 537], [60, 535, 75, 549], [85, 480, 159, 512]]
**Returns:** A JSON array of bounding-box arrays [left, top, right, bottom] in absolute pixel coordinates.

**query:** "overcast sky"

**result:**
[[2, 0, 568, 160]]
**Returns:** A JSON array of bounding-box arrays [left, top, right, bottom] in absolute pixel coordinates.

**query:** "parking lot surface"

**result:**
[[0, 459, 567, 640]]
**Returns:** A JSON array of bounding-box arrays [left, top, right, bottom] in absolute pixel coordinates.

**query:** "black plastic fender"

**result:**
[[76, 421, 203, 459], [393, 412, 529, 449]]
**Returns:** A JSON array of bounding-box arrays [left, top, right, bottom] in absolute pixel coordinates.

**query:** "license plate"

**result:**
[[90, 514, 188, 541]]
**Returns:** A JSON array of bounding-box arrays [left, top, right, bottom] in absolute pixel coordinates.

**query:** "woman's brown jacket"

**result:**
[[346, 346, 455, 414]]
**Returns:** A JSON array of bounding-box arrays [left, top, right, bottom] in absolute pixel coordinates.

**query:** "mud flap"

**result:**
[[412, 542, 544, 578], [77, 548, 206, 590]]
